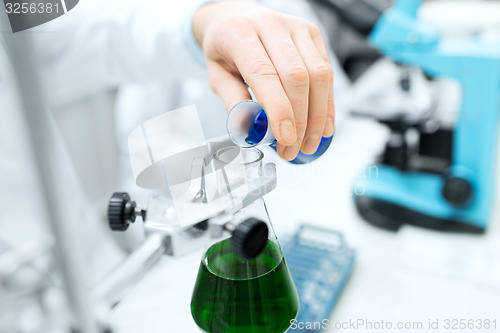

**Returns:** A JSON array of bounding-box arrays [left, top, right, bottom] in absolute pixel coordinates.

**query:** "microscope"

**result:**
[[318, 0, 500, 232]]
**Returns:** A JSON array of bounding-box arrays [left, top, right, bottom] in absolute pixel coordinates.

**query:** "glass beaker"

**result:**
[[212, 146, 263, 198], [227, 100, 333, 164], [191, 149, 299, 333]]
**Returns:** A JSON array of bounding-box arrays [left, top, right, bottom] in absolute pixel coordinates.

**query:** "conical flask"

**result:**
[[191, 147, 299, 333]]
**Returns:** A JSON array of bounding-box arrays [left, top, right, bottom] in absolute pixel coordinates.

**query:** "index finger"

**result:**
[[231, 36, 298, 146], [310, 25, 335, 137]]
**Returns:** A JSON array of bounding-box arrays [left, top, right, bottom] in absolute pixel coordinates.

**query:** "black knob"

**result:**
[[108, 192, 137, 231], [232, 218, 269, 260], [382, 132, 408, 171], [442, 177, 472, 206]]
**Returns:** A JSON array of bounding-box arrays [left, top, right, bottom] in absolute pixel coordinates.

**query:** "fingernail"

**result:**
[[302, 135, 321, 154], [283, 142, 300, 161], [324, 117, 335, 137], [280, 119, 297, 144]]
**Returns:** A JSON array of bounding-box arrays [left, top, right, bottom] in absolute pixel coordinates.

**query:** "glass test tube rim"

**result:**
[[227, 100, 275, 148], [213, 146, 264, 167]]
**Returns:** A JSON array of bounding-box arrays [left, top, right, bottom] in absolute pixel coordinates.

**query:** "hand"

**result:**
[[193, 1, 335, 161]]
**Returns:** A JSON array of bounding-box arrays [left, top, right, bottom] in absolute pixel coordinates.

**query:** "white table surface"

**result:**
[[111, 117, 500, 332]]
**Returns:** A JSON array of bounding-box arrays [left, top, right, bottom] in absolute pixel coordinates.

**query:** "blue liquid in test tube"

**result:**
[[228, 100, 333, 164]]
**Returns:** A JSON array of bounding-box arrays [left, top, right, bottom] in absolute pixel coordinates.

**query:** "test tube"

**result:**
[[227, 100, 275, 148], [227, 100, 334, 164]]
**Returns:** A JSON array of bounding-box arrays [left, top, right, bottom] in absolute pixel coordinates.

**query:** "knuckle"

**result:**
[[270, 99, 293, 120], [295, 118, 308, 127], [250, 60, 278, 78], [212, 19, 252, 55], [308, 114, 328, 126], [274, 98, 293, 113], [226, 16, 251, 32], [309, 23, 321, 35], [295, 120, 308, 134], [208, 76, 220, 94], [309, 23, 322, 36], [284, 66, 309, 88], [310, 64, 331, 83], [221, 17, 253, 43], [291, 16, 310, 27], [225, 100, 238, 112], [260, 10, 286, 28]]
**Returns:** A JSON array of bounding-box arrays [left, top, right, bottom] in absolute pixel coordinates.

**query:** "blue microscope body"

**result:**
[[353, 0, 500, 232]]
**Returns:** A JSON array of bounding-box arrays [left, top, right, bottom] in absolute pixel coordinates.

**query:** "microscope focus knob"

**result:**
[[107, 192, 137, 231], [442, 177, 472, 206], [232, 218, 269, 260]]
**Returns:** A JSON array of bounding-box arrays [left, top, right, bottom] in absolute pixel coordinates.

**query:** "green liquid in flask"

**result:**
[[191, 238, 299, 333]]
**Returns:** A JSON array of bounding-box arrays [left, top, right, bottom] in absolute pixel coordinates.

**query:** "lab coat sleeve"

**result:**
[[33, 0, 211, 100], [183, 1, 217, 66]]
